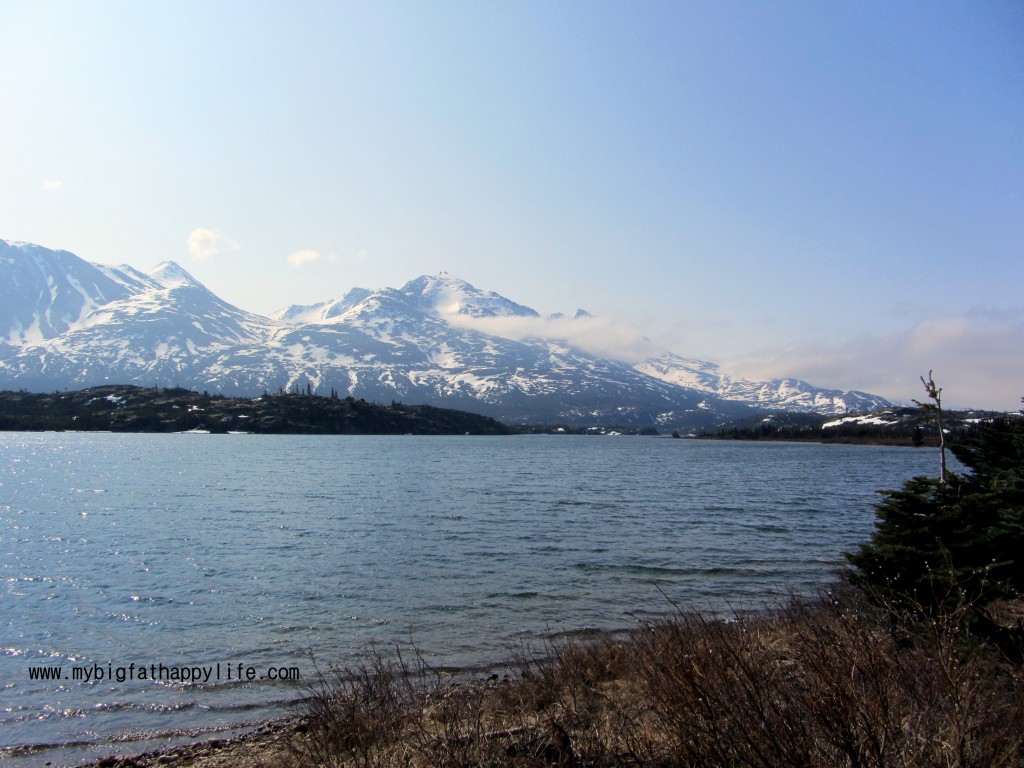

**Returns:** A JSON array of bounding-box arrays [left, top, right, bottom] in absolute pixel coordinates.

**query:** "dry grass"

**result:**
[[284, 590, 1024, 767]]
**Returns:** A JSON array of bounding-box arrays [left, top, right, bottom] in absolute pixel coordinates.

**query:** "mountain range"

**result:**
[[0, 238, 889, 428]]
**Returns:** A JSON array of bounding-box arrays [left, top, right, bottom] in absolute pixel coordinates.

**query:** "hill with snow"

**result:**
[[0, 239, 889, 427]]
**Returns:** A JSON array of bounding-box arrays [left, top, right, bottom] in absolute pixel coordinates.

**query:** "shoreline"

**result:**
[[31, 639, 614, 768], [80, 717, 302, 768]]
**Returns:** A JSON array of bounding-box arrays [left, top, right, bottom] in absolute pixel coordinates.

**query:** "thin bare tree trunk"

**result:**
[[917, 371, 947, 483]]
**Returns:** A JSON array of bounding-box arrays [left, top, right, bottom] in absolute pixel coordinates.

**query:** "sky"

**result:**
[[1, 1, 1022, 410]]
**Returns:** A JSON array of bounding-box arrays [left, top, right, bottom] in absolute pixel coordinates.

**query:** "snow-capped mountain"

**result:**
[[634, 353, 888, 414], [0, 238, 888, 427], [1, 240, 137, 343]]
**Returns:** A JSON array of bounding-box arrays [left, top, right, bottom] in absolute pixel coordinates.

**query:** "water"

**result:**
[[1, 432, 949, 765]]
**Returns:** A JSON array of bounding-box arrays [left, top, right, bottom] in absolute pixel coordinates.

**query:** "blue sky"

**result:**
[[2, 1, 1022, 409]]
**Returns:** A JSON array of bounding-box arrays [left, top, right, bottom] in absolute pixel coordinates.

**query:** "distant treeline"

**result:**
[[0, 385, 509, 436], [694, 406, 1016, 447]]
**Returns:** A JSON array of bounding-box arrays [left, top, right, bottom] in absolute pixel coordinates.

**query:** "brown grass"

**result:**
[[283, 590, 1024, 767]]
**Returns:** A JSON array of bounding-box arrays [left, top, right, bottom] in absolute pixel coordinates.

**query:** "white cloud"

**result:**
[[442, 303, 1023, 410], [186, 228, 239, 261], [444, 312, 662, 363], [42, 179, 63, 191], [724, 308, 1024, 411], [287, 249, 321, 266]]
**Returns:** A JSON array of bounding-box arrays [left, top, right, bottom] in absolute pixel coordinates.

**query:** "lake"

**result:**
[[0, 432, 950, 766]]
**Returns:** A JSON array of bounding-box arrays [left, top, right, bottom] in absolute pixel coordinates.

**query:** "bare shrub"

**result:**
[[289, 651, 419, 768], [289, 593, 1023, 767], [631, 590, 1024, 768]]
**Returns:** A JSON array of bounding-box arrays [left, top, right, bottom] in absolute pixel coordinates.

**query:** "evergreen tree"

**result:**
[[847, 397, 1024, 622], [951, 415, 1024, 594], [846, 475, 1003, 610]]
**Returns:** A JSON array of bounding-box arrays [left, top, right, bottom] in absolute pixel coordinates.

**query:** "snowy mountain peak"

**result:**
[[147, 261, 203, 289], [0, 239, 134, 343], [400, 274, 540, 319]]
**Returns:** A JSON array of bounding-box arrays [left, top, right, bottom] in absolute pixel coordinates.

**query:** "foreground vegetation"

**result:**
[[0, 385, 509, 435], [274, 587, 1021, 768]]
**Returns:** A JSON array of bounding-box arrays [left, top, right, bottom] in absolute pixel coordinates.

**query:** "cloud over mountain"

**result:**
[[442, 311, 663, 365], [726, 308, 1024, 411]]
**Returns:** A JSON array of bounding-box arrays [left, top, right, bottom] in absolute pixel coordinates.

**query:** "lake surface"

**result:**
[[1, 433, 951, 766]]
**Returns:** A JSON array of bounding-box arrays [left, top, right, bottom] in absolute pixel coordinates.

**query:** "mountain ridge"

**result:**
[[0, 238, 889, 427]]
